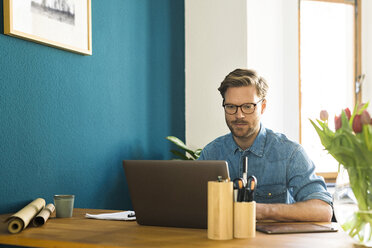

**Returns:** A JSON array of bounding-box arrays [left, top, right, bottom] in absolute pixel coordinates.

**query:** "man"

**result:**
[[199, 69, 332, 221]]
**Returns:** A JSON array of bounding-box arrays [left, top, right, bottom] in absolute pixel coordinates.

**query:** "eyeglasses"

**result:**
[[223, 99, 264, 115]]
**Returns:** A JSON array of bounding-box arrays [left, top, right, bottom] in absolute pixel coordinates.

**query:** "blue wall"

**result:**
[[0, 0, 185, 214]]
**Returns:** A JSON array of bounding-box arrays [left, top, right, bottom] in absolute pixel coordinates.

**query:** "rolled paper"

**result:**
[[6, 198, 46, 234], [33, 203, 55, 227]]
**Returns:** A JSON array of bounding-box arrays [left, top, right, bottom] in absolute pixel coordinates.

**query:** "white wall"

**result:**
[[185, 0, 248, 150], [246, 0, 299, 141]]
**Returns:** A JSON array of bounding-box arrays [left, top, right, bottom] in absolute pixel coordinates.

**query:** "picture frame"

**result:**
[[3, 0, 92, 55]]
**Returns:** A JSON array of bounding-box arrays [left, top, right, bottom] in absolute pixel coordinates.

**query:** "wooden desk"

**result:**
[[0, 209, 354, 248]]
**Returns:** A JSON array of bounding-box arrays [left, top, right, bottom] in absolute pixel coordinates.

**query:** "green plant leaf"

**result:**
[[165, 136, 194, 154], [357, 102, 369, 114], [341, 110, 352, 132], [166, 136, 202, 160], [363, 125, 372, 151], [170, 150, 192, 160], [195, 149, 202, 156], [309, 119, 332, 148]]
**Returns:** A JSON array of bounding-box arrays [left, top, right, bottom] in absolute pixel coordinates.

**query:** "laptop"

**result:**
[[122, 160, 229, 229]]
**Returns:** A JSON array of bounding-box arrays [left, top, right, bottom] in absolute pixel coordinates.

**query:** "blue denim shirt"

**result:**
[[198, 124, 332, 205]]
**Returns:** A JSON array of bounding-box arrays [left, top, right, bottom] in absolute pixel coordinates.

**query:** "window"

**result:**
[[299, 0, 361, 172]]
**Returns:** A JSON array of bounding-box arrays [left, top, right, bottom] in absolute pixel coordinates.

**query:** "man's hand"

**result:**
[[256, 199, 333, 222]]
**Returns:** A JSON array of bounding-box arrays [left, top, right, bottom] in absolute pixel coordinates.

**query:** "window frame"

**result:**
[[298, 0, 362, 177]]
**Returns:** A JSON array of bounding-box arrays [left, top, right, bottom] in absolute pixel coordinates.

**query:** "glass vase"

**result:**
[[333, 167, 372, 247]]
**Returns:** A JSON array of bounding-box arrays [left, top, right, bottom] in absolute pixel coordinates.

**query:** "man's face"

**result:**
[[224, 86, 266, 142]]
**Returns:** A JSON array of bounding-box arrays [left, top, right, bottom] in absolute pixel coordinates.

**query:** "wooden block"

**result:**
[[207, 181, 233, 240], [234, 201, 256, 238]]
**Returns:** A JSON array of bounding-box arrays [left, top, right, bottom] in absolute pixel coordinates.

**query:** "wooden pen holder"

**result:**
[[233, 201, 256, 238], [207, 181, 233, 240]]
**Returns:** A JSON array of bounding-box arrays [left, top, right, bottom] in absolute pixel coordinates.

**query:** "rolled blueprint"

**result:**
[[6, 198, 46, 234], [33, 203, 55, 227]]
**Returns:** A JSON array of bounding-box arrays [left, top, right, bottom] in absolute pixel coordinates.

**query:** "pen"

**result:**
[[242, 156, 248, 184]]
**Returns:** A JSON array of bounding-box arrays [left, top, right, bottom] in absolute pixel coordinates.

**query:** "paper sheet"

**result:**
[[85, 211, 136, 221], [6, 198, 46, 234]]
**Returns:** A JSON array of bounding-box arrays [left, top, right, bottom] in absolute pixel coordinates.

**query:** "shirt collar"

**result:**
[[230, 123, 267, 157], [249, 123, 266, 157]]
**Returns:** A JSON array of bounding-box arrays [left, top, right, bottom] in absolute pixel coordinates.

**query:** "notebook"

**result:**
[[122, 160, 229, 229], [256, 223, 338, 234]]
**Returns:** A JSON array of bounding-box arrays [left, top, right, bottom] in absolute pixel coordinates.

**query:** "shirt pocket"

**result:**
[[255, 184, 287, 204]]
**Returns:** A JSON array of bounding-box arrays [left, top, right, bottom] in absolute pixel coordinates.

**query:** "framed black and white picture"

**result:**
[[4, 0, 92, 55]]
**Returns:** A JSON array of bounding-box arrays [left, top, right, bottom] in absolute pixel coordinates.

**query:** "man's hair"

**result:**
[[218, 69, 269, 100]]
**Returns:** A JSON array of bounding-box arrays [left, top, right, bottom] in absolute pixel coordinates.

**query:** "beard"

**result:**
[[226, 119, 258, 139]]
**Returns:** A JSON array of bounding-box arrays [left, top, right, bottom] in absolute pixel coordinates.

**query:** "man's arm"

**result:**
[[256, 199, 333, 222]]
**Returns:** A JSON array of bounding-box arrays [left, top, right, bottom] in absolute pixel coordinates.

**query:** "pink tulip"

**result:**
[[352, 115, 362, 133], [361, 110, 371, 125], [320, 110, 328, 121], [335, 115, 342, 131], [344, 108, 351, 120], [357, 103, 366, 112]]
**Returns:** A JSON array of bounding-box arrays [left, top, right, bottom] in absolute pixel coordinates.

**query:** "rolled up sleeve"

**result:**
[[287, 146, 333, 206]]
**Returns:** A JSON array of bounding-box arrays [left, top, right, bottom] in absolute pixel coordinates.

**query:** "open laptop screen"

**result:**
[[123, 160, 229, 229]]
